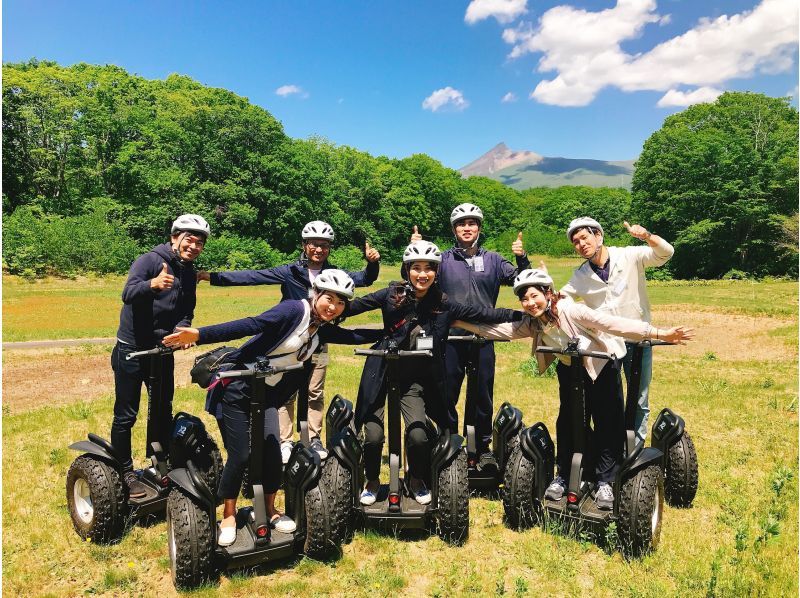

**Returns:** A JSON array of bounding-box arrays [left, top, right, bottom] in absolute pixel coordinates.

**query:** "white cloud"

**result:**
[[501, 92, 518, 103], [465, 0, 527, 24], [275, 84, 309, 99], [422, 87, 470, 112], [502, 0, 798, 107], [788, 85, 799, 98], [656, 87, 724, 107]]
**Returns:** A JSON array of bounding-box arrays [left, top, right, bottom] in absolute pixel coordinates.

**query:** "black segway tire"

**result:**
[[501, 442, 540, 529], [197, 441, 224, 504], [323, 456, 355, 545], [664, 430, 698, 507], [302, 465, 340, 559], [436, 450, 469, 545], [66, 455, 126, 543], [617, 463, 664, 558], [167, 487, 218, 590]]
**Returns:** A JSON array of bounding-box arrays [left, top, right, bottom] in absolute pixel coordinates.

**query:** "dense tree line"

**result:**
[[3, 61, 796, 279]]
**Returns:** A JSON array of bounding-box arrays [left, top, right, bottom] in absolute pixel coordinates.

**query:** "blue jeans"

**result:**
[[622, 342, 652, 442]]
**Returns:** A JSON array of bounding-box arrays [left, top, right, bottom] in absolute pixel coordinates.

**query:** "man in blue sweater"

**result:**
[[197, 220, 381, 460], [112, 214, 210, 498], [411, 203, 529, 469]]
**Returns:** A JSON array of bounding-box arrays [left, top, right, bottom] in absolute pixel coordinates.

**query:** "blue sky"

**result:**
[[4, 0, 798, 169]]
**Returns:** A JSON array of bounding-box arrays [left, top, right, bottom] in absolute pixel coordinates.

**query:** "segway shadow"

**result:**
[[324, 341, 470, 545], [503, 340, 665, 558], [166, 360, 341, 590], [66, 345, 222, 543], [447, 335, 524, 493]]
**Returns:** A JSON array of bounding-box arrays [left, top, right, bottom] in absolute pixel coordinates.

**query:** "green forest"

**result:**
[[3, 60, 798, 279]]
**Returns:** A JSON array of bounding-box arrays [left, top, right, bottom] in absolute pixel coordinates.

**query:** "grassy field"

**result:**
[[2, 266, 798, 596]]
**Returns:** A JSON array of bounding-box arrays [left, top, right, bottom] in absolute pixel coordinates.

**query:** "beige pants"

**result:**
[[279, 346, 327, 443]]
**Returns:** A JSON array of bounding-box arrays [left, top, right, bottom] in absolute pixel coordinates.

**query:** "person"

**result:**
[[411, 203, 530, 469], [348, 241, 523, 506], [454, 269, 694, 509], [560, 217, 674, 443], [163, 270, 382, 546], [111, 214, 211, 498], [197, 220, 381, 462]]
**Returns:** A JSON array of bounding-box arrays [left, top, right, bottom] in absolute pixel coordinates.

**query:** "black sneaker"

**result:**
[[309, 437, 328, 460], [478, 450, 499, 473], [124, 471, 148, 499]]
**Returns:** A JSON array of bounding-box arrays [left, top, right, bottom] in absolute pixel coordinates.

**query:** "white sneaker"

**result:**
[[545, 476, 566, 500], [309, 437, 328, 459], [281, 441, 294, 465], [271, 514, 296, 533], [218, 519, 237, 547], [360, 488, 377, 506], [413, 487, 431, 505], [595, 482, 614, 510]]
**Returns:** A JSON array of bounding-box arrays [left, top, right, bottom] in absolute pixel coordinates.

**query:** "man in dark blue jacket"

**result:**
[[112, 214, 210, 498], [197, 220, 381, 460], [411, 203, 529, 469]]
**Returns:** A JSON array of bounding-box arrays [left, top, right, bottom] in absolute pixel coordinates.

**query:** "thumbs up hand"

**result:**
[[150, 262, 175, 291], [512, 231, 525, 256], [365, 241, 381, 263], [410, 225, 422, 243]]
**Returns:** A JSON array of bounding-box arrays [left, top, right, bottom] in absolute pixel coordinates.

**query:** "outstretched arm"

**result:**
[[207, 264, 289, 287]]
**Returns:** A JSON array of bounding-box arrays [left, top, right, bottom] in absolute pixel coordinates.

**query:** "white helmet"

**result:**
[[302, 220, 335, 241], [566, 217, 603, 242], [450, 203, 484, 226], [403, 240, 442, 264], [312, 269, 355, 300], [171, 214, 211, 238], [513, 269, 554, 295]]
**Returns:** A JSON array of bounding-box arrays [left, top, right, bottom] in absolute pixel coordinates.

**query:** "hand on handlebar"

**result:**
[[163, 326, 200, 349]]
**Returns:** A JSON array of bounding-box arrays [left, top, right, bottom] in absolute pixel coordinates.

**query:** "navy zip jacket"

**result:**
[[438, 246, 529, 335], [198, 299, 383, 409], [347, 285, 523, 431], [209, 254, 380, 300], [117, 243, 197, 348]]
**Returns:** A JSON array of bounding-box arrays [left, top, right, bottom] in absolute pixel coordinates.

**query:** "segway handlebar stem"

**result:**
[[535, 345, 612, 360], [126, 345, 176, 360], [217, 362, 305, 379]]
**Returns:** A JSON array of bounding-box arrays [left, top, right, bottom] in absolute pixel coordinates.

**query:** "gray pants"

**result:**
[[363, 381, 430, 481], [279, 345, 327, 443]]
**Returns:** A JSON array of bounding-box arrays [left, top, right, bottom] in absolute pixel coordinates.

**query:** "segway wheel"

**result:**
[[323, 456, 355, 545], [302, 462, 341, 559], [436, 450, 469, 545], [617, 463, 664, 558], [196, 441, 224, 505], [66, 455, 126, 543], [664, 430, 698, 507], [167, 487, 217, 590], [501, 442, 540, 529]]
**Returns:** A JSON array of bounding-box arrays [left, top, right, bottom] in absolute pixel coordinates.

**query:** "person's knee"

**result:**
[[406, 425, 429, 449], [363, 423, 384, 446]]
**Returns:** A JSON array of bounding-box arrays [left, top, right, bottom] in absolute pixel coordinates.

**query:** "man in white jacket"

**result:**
[[560, 217, 674, 443]]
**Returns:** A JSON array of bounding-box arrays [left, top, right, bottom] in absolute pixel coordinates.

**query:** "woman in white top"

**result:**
[[455, 269, 693, 510]]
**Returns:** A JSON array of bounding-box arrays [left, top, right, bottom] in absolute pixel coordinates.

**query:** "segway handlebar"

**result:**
[[217, 362, 305, 379], [126, 346, 175, 360], [636, 339, 675, 347], [536, 345, 613, 360], [354, 348, 433, 358], [447, 335, 509, 343]]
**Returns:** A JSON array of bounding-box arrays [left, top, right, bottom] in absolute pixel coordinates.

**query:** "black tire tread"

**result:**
[[324, 457, 355, 545], [501, 442, 539, 529], [303, 462, 338, 559], [66, 455, 126, 543], [617, 463, 663, 558], [167, 487, 217, 590], [436, 451, 469, 545], [665, 431, 698, 507]]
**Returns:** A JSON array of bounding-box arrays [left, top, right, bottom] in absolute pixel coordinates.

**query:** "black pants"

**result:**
[[363, 381, 431, 481], [215, 379, 282, 499], [445, 339, 495, 451], [555, 360, 624, 484], [110, 342, 174, 472]]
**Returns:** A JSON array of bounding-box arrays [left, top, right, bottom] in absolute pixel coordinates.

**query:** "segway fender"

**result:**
[[519, 423, 554, 466], [168, 465, 215, 508], [329, 427, 362, 475], [430, 432, 464, 473], [619, 446, 663, 480], [68, 434, 119, 465], [650, 408, 686, 455], [325, 395, 354, 444], [169, 412, 213, 469], [285, 445, 322, 492], [492, 402, 524, 468]]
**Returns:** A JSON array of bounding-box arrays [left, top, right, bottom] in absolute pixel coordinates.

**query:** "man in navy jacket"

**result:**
[[197, 220, 381, 460], [411, 204, 529, 469], [112, 214, 210, 498]]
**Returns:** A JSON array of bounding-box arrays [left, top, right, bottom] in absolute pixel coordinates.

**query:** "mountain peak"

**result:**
[[459, 142, 542, 177]]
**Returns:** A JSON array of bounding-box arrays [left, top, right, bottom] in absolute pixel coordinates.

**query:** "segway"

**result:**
[[629, 340, 699, 507], [324, 340, 470, 546], [447, 335, 524, 491], [503, 339, 665, 557], [66, 345, 222, 543], [166, 359, 340, 590]]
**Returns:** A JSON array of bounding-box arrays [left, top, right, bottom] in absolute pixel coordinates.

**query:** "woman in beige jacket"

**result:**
[[455, 269, 693, 510]]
